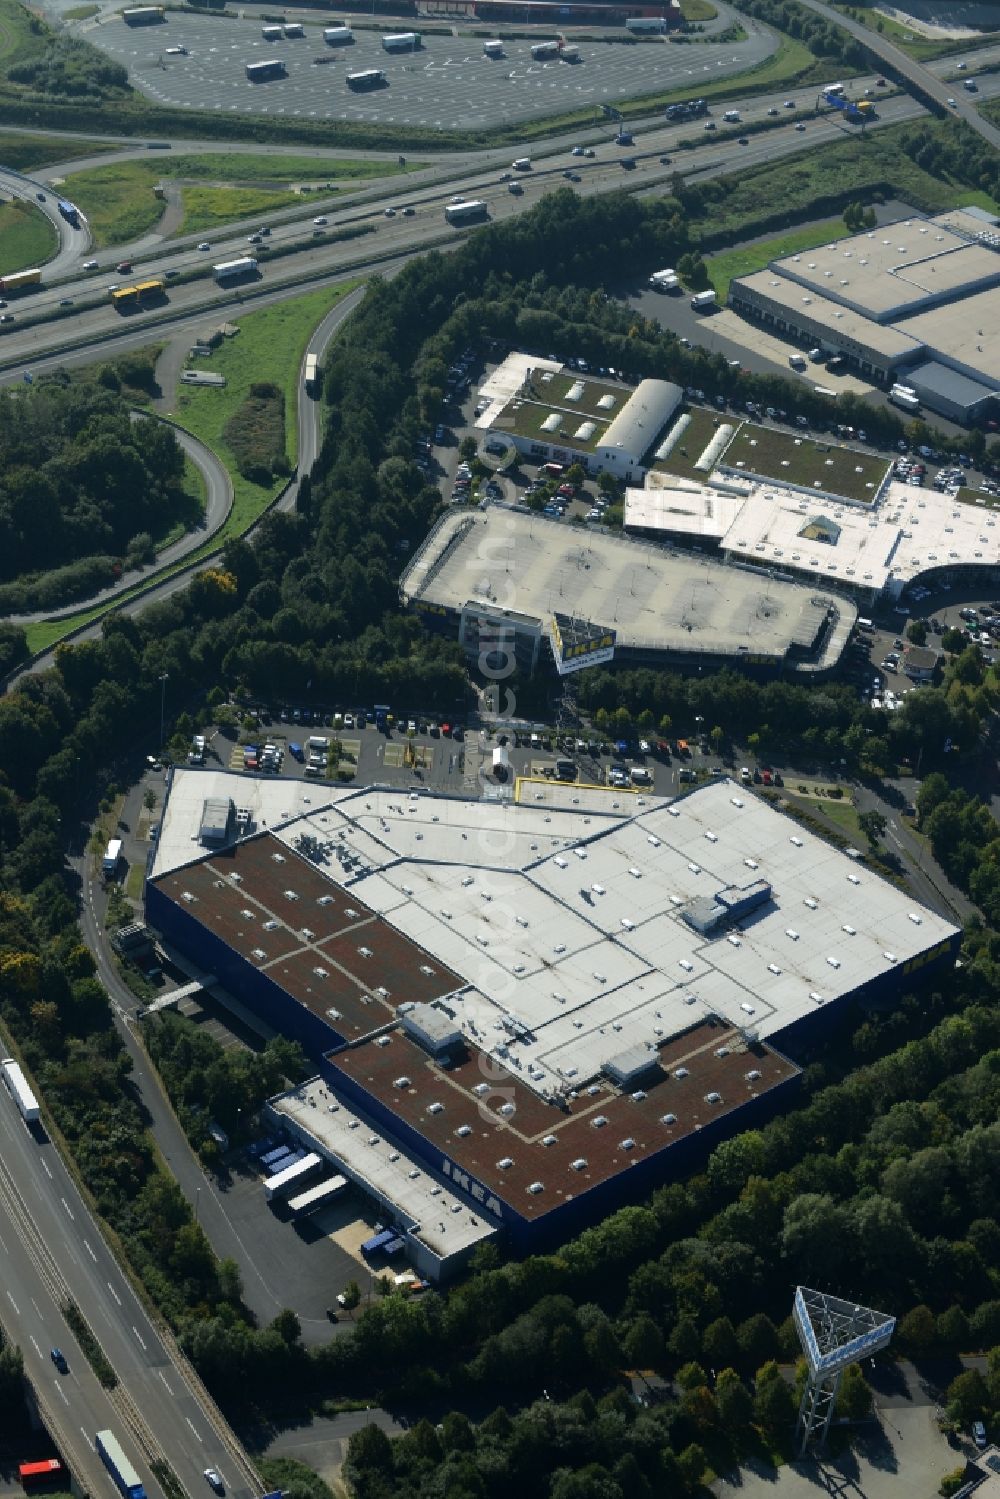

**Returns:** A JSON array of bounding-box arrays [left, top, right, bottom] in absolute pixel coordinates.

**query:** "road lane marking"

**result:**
[[6, 1291, 19, 1313], [132, 1326, 147, 1350], [30, 1335, 42, 1357], [60, 1197, 75, 1220], [54, 1379, 69, 1406], [107, 1283, 122, 1306], [41, 1158, 53, 1178], [185, 1417, 203, 1442], [158, 1370, 173, 1394], [84, 1240, 97, 1261]]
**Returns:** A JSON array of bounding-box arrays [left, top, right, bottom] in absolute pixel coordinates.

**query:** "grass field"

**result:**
[[690, 121, 1000, 245], [722, 424, 889, 501], [706, 218, 849, 302], [0, 0, 47, 70], [0, 198, 58, 273], [0, 128, 112, 171], [60, 152, 416, 247], [679, 0, 717, 17], [649, 405, 735, 480], [172, 281, 358, 527], [179, 185, 300, 236]]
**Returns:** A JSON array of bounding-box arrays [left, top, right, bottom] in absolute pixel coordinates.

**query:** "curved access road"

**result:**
[[3, 417, 232, 627], [793, 0, 1000, 150], [0, 165, 92, 274], [12, 272, 374, 676]]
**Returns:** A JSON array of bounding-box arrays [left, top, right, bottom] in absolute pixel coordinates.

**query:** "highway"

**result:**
[[0, 1084, 262, 1499], [0, 78, 944, 375], [793, 0, 1000, 150]]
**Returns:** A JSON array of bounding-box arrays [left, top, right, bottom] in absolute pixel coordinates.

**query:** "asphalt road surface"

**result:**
[[793, 0, 1000, 150], [0, 1083, 261, 1499], [81, 5, 776, 130]]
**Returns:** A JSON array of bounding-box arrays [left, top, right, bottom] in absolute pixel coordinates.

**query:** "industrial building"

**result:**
[[728, 209, 1000, 425], [474, 353, 683, 480], [400, 505, 856, 676], [146, 770, 959, 1281]]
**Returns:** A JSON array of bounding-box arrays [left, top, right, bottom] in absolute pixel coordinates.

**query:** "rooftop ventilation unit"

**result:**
[[571, 1158, 588, 1171], [746, 1069, 762, 1081], [591, 1114, 609, 1128], [456, 1125, 472, 1138], [705, 1091, 722, 1104], [427, 1102, 444, 1115], [543, 1134, 557, 1146], [497, 1156, 514, 1169], [393, 1076, 412, 1089], [312, 966, 328, 979], [619, 1137, 636, 1151], [283, 889, 299, 901], [661, 1113, 677, 1126], [527, 1182, 544, 1194], [674, 1067, 689, 1079]]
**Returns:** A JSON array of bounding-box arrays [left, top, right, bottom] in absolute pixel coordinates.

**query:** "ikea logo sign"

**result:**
[[902, 938, 953, 977], [440, 1158, 504, 1218]]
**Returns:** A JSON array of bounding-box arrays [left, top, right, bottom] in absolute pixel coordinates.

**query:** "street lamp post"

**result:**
[[158, 673, 168, 752]]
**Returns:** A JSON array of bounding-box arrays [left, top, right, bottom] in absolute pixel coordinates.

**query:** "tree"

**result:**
[[906, 618, 928, 646], [897, 1304, 937, 1355], [714, 1367, 752, 1431], [753, 1362, 796, 1437], [835, 1363, 872, 1421], [341, 1280, 361, 1314], [942, 627, 967, 654], [702, 1317, 739, 1372], [623, 1314, 663, 1371], [459, 436, 478, 461], [946, 1368, 988, 1425], [709, 725, 724, 755], [858, 808, 887, 847], [937, 1306, 970, 1350]]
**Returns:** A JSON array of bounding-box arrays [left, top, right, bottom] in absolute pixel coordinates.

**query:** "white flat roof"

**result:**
[[401, 506, 851, 667], [770, 218, 1000, 319], [733, 270, 924, 359], [899, 286, 1000, 387], [154, 773, 958, 1106], [624, 475, 1000, 592], [474, 352, 561, 430], [270, 1078, 496, 1256]]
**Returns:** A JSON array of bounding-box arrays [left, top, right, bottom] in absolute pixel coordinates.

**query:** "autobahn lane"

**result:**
[[0, 84, 932, 371], [793, 0, 1000, 150], [0, 1105, 158, 1499], [0, 1075, 262, 1499]]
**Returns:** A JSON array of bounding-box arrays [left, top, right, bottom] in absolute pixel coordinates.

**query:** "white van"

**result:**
[[857, 617, 874, 632], [722, 110, 740, 122]]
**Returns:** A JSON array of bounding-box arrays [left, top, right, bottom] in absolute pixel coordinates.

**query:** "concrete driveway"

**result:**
[[714, 1406, 958, 1499]]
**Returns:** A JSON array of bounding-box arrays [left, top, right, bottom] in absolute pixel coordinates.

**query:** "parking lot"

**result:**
[[84, 12, 774, 128]]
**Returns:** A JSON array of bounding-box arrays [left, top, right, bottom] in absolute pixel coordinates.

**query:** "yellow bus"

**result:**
[[110, 279, 164, 310]]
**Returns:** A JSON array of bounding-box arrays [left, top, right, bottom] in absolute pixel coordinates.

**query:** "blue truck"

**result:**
[[95, 1430, 145, 1499], [361, 1228, 396, 1256]]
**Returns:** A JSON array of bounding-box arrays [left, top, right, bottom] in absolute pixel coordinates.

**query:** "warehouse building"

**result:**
[[146, 771, 959, 1280], [728, 210, 1000, 425], [474, 353, 683, 480], [401, 505, 856, 676]]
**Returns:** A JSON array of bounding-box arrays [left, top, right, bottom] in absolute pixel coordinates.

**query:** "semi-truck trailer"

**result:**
[[260, 1144, 293, 1170], [213, 257, 258, 283], [381, 31, 420, 50], [889, 387, 920, 413], [483, 38, 503, 55], [102, 839, 122, 877], [287, 1174, 348, 1219], [95, 1431, 145, 1499], [648, 269, 678, 291], [264, 1151, 323, 1202], [690, 289, 716, 310], [324, 25, 354, 43], [304, 353, 319, 393], [2, 1059, 40, 1124]]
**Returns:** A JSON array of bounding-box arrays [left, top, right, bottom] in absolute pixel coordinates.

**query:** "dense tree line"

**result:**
[[7, 35, 130, 99], [0, 384, 193, 584], [898, 121, 1000, 206], [144, 1011, 306, 1162], [728, 0, 871, 69]]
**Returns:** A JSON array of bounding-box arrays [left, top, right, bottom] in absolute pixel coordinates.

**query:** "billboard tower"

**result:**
[[793, 1286, 895, 1455]]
